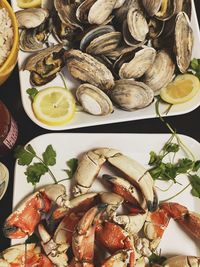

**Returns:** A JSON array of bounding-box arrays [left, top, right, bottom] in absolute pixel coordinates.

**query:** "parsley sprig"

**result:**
[[149, 252, 167, 266], [188, 58, 200, 80], [14, 144, 78, 186], [150, 100, 200, 200]]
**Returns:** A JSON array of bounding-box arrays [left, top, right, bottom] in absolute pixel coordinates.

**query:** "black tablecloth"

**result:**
[[0, 1, 200, 251]]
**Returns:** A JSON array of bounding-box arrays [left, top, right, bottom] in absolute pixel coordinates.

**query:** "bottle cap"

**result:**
[[0, 162, 9, 200]]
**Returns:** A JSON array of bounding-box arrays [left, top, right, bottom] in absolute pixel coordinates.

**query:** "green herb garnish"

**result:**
[[189, 58, 200, 80], [64, 158, 78, 179], [149, 252, 167, 266], [14, 144, 57, 185], [26, 88, 39, 101]]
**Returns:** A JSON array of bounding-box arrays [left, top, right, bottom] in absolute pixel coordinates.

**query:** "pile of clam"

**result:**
[[16, 0, 194, 116]]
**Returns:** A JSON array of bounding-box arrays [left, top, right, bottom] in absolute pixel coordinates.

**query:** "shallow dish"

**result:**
[[12, 133, 200, 256], [11, 0, 200, 130]]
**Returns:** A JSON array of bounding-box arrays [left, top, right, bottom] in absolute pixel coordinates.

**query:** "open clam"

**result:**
[[115, 46, 156, 79], [24, 44, 65, 86], [110, 80, 154, 111], [76, 84, 113, 115], [174, 12, 193, 73], [16, 8, 49, 29], [0, 163, 9, 201], [143, 50, 175, 94], [65, 49, 114, 91]]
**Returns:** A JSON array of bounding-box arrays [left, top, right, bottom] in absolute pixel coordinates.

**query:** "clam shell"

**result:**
[[127, 8, 149, 42], [16, 8, 49, 29], [143, 50, 175, 94], [111, 80, 154, 110], [175, 12, 193, 73], [76, 0, 96, 23], [142, 0, 162, 17], [0, 163, 9, 201], [118, 46, 156, 79], [123, 20, 146, 47], [86, 32, 122, 55], [114, 0, 126, 9], [65, 49, 114, 91], [88, 0, 117, 25], [20, 29, 44, 52], [76, 83, 113, 115]]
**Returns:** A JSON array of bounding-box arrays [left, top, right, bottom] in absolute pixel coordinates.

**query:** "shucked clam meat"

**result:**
[[76, 84, 114, 116]]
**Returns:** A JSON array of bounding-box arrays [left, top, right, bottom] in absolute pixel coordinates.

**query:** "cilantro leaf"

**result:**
[[42, 145, 56, 166], [25, 163, 48, 185], [193, 160, 200, 172], [176, 158, 194, 174], [189, 175, 200, 198], [14, 145, 35, 166], [149, 151, 162, 166], [65, 158, 78, 179], [164, 143, 179, 153], [149, 253, 167, 265], [26, 88, 39, 101], [26, 144, 36, 155]]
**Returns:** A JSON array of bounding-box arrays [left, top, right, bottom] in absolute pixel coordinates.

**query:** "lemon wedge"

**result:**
[[33, 87, 76, 126], [160, 74, 200, 104], [17, 0, 41, 8]]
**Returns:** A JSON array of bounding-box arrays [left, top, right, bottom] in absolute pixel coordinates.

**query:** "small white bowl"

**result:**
[[0, 162, 9, 200]]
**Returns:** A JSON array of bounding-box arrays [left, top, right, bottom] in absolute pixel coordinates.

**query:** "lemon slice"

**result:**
[[160, 74, 200, 104], [33, 87, 76, 126], [17, 0, 41, 8]]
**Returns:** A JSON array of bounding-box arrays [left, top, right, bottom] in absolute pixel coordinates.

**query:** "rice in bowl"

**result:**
[[0, 7, 13, 67]]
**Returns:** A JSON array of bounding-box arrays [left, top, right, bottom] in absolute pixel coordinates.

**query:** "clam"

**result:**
[[76, 84, 113, 115], [24, 44, 65, 86], [143, 50, 175, 94], [65, 49, 114, 91], [116, 46, 156, 79], [114, 0, 126, 9], [110, 80, 154, 111], [76, 0, 96, 23], [142, 0, 176, 21], [127, 7, 149, 42], [148, 18, 165, 39], [80, 26, 115, 49], [123, 20, 146, 47], [20, 21, 50, 52], [174, 12, 193, 73], [15, 8, 49, 29], [0, 163, 9, 201], [88, 0, 117, 25], [104, 45, 135, 61]]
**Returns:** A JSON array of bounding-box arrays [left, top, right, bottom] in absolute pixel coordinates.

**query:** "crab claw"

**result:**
[[160, 202, 200, 240], [100, 192, 124, 219], [162, 255, 200, 267], [96, 221, 135, 266], [107, 153, 158, 212], [144, 208, 170, 250], [102, 174, 146, 214], [0, 243, 53, 266], [38, 224, 69, 267], [101, 249, 133, 267], [72, 205, 105, 265], [3, 184, 70, 239]]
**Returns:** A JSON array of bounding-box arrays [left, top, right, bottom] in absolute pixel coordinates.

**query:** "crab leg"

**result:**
[[72, 205, 105, 265], [160, 202, 200, 240], [0, 243, 53, 267], [160, 255, 200, 267], [101, 249, 134, 267], [38, 224, 69, 267], [3, 184, 70, 239]]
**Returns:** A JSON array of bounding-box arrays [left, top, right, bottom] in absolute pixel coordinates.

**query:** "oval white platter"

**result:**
[[11, 0, 200, 130], [12, 133, 200, 256]]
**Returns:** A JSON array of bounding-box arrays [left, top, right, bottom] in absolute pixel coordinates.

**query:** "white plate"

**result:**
[[11, 1, 200, 130], [13, 133, 200, 256]]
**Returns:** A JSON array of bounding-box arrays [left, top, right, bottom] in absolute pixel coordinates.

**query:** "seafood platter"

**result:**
[[1, 133, 200, 266], [11, 0, 200, 130]]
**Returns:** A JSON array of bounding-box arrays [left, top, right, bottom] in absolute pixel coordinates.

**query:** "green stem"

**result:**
[[35, 155, 58, 184], [160, 183, 191, 203], [59, 72, 68, 90], [57, 178, 71, 183]]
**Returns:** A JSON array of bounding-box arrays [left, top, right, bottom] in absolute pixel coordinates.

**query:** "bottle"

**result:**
[[0, 100, 18, 157]]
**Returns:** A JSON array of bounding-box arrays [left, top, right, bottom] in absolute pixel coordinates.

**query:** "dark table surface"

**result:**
[[0, 1, 200, 252]]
